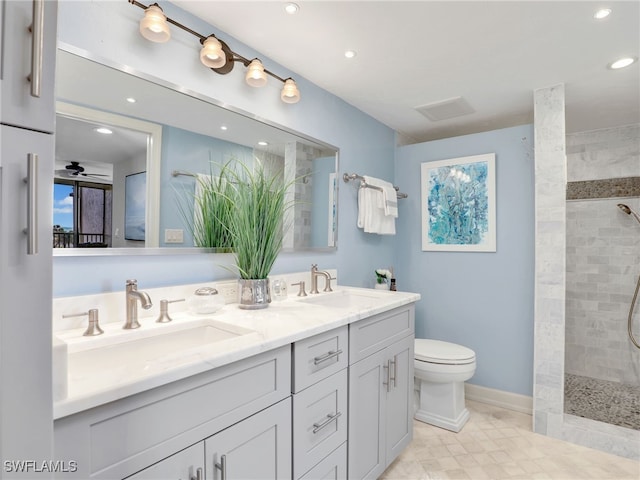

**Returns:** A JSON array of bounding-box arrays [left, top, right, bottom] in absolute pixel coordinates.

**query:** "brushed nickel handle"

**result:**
[[313, 349, 343, 365], [28, 0, 44, 98], [23, 153, 38, 254], [190, 467, 203, 480], [312, 411, 342, 434], [390, 356, 397, 389], [215, 454, 226, 480], [383, 360, 391, 393]]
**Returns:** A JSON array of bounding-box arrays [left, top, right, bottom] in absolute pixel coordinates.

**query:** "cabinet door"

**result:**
[[385, 335, 414, 463], [205, 398, 291, 480], [347, 349, 386, 480], [0, 125, 53, 464], [0, 0, 57, 132], [125, 443, 205, 480]]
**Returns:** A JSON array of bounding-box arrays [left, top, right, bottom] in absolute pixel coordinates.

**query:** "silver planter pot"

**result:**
[[238, 278, 271, 309]]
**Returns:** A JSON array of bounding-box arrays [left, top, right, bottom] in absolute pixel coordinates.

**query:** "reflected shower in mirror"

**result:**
[[53, 48, 339, 254]]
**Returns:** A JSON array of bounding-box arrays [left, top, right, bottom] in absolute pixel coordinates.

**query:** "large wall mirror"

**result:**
[[53, 48, 339, 255]]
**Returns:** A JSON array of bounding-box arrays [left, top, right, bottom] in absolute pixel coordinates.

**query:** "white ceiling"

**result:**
[[172, 0, 640, 145]]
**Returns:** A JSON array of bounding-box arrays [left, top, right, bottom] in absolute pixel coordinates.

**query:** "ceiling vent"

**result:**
[[415, 96, 475, 122]]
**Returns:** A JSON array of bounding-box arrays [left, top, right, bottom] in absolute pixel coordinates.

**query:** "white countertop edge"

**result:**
[[53, 288, 420, 419]]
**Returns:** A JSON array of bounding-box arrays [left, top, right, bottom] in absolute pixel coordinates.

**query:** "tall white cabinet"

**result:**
[[0, 0, 57, 473]]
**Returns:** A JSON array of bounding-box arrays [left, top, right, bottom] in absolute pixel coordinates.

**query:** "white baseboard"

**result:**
[[464, 383, 533, 415]]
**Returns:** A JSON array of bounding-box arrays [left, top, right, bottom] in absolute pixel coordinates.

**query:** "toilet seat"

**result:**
[[415, 339, 475, 365]]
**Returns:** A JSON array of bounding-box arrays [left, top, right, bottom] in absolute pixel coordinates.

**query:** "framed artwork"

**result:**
[[125, 171, 146, 241], [421, 153, 496, 252]]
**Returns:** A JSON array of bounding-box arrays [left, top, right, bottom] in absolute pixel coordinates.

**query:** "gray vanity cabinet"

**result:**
[[347, 306, 415, 480], [1, 0, 57, 466]]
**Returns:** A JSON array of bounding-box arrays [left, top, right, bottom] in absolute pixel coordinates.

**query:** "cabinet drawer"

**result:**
[[293, 369, 347, 479], [298, 442, 346, 480], [292, 326, 348, 393], [124, 443, 204, 480], [349, 305, 414, 364]]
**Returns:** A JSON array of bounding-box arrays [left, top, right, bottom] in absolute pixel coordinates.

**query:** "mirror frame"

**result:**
[[53, 44, 340, 256]]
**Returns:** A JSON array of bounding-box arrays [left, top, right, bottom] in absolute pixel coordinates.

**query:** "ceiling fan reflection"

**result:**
[[55, 161, 110, 179]]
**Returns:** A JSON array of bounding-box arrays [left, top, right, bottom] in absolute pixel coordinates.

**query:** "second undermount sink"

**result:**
[[296, 288, 390, 310]]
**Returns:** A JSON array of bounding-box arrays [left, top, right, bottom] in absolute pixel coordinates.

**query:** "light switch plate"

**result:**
[[164, 229, 184, 243]]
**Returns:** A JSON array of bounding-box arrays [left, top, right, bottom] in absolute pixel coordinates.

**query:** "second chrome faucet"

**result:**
[[124, 279, 153, 329]]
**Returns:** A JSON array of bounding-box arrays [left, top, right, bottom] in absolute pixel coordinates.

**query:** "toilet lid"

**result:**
[[415, 339, 475, 364]]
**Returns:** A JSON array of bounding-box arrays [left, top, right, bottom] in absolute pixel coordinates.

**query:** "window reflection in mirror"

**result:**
[[54, 48, 339, 254]]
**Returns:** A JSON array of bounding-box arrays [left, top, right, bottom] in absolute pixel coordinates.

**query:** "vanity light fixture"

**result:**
[[128, 0, 301, 103]]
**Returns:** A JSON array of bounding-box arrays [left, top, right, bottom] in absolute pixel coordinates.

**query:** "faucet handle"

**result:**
[[324, 276, 336, 293], [156, 298, 185, 323], [63, 308, 104, 336], [292, 281, 307, 297], [126, 279, 137, 287]]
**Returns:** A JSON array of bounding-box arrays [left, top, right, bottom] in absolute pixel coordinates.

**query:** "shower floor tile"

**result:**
[[565, 373, 640, 430]]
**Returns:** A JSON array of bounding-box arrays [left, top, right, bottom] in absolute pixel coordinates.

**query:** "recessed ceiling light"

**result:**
[[95, 127, 113, 135], [284, 3, 299, 14], [344, 50, 357, 59], [258, 141, 268, 146], [609, 57, 636, 69], [594, 8, 611, 19], [126, 97, 136, 103], [220, 125, 228, 131]]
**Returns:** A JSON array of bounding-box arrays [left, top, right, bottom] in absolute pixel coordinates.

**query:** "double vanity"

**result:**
[[53, 276, 419, 479]]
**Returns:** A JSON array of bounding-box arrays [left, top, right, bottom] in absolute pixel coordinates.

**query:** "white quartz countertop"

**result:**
[[53, 286, 420, 419]]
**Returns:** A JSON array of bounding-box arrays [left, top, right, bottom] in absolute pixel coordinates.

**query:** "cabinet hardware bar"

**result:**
[[29, 0, 44, 98], [383, 360, 391, 393], [313, 349, 343, 365], [23, 153, 38, 254], [390, 357, 397, 388], [312, 411, 342, 434], [215, 454, 227, 480]]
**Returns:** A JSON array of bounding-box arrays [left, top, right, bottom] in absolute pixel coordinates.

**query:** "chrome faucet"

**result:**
[[310, 264, 333, 294], [124, 279, 153, 329]]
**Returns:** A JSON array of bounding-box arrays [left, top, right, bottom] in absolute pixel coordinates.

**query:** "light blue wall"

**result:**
[[394, 125, 535, 396], [54, 1, 396, 296], [159, 126, 254, 248], [310, 157, 335, 247]]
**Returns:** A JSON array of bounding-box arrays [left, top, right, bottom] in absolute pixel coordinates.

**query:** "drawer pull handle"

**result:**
[[23, 153, 38, 255], [215, 454, 227, 480], [191, 467, 203, 480], [313, 349, 343, 365], [312, 411, 342, 434], [383, 360, 391, 392]]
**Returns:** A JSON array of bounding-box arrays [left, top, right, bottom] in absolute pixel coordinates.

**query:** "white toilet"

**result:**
[[414, 339, 476, 432]]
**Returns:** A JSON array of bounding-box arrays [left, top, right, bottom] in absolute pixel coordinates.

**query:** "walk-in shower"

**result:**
[[565, 184, 640, 431]]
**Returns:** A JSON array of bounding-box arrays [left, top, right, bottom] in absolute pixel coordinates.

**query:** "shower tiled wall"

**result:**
[[565, 124, 640, 386]]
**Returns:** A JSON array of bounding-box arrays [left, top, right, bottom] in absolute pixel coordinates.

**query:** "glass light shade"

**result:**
[[245, 59, 268, 87], [281, 79, 300, 104], [200, 36, 226, 69], [139, 5, 170, 43]]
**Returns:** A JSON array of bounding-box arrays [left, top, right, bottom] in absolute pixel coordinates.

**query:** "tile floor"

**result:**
[[380, 400, 640, 480]]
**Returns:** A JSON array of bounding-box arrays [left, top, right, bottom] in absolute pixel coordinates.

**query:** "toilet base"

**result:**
[[414, 378, 470, 433]]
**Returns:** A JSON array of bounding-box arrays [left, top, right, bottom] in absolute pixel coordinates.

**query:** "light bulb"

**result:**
[[245, 59, 267, 87], [139, 5, 170, 43], [280, 78, 300, 104], [200, 36, 226, 69], [609, 57, 635, 69]]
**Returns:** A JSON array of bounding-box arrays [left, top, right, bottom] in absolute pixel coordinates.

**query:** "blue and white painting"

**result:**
[[421, 154, 496, 252], [125, 171, 146, 241]]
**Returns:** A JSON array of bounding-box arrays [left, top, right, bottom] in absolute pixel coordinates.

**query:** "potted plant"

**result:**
[[221, 160, 295, 309]]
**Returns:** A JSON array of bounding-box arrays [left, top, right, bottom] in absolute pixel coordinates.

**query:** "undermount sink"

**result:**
[[55, 318, 257, 398], [296, 288, 389, 309]]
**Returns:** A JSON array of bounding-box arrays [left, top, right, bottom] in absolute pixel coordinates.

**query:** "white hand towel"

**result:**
[[357, 176, 396, 235], [365, 176, 398, 218]]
